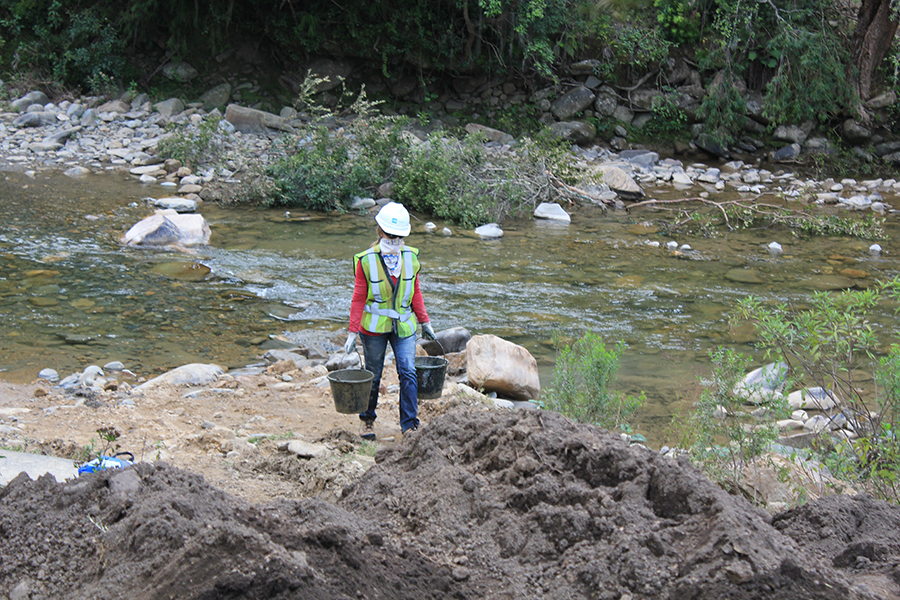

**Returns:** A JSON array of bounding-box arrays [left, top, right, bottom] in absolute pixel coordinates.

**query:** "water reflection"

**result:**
[[1, 168, 898, 443]]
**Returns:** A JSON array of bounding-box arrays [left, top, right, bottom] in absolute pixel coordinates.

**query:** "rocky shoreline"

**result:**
[[2, 81, 900, 227]]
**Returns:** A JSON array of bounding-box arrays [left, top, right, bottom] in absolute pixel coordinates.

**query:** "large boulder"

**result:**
[[593, 165, 644, 199], [464, 123, 514, 144], [122, 210, 211, 246], [10, 90, 49, 112], [224, 104, 293, 134], [550, 86, 596, 120], [547, 121, 595, 144], [466, 334, 540, 400], [418, 326, 472, 355], [134, 363, 225, 392]]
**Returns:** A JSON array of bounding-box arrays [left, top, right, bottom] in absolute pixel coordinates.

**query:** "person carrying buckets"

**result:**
[[343, 202, 436, 440]]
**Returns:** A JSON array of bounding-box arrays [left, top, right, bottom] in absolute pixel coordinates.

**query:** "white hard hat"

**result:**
[[375, 202, 411, 237]]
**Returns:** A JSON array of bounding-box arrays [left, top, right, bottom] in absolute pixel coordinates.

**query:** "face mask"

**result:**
[[379, 237, 402, 255]]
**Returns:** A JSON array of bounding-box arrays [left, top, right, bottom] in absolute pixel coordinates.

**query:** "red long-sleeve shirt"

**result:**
[[349, 260, 429, 335]]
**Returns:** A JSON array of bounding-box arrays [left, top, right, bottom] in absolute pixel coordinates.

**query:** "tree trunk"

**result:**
[[853, 0, 899, 101]]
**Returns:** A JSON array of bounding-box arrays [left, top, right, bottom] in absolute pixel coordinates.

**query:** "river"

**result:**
[[1, 167, 897, 443]]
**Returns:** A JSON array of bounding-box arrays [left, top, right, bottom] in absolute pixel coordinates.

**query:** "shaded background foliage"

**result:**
[[0, 0, 893, 138]]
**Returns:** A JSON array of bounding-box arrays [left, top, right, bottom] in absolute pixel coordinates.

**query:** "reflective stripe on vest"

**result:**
[[354, 246, 420, 336]]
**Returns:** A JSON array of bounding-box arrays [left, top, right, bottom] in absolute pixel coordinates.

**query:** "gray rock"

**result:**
[[12, 112, 44, 128], [773, 123, 812, 144], [351, 196, 376, 210], [134, 363, 225, 391], [154, 98, 185, 120], [613, 105, 634, 124], [464, 123, 514, 143], [547, 121, 595, 144], [595, 165, 644, 199], [153, 197, 198, 212], [38, 368, 59, 383], [162, 61, 199, 82], [307, 57, 354, 92], [130, 93, 151, 109], [98, 99, 129, 113], [550, 86, 595, 120], [770, 144, 801, 162], [569, 59, 602, 75], [733, 362, 788, 404], [122, 210, 211, 246], [281, 439, 328, 458], [11, 90, 49, 112], [474, 223, 503, 239], [200, 83, 232, 111], [802, 137, 837, 155], [79, 109, 97, 128], [63, 166, 91, 178], [842, 119, 872, 145], [694, 133, 731, 159], [619, 150, 659, 169], [224, 104, 293, 134], [534, 202, 571, 223], [593, 92, 618, 117]]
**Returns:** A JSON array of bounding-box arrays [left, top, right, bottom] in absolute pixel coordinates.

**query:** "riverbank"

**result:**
[[3, 366, 900, 599]]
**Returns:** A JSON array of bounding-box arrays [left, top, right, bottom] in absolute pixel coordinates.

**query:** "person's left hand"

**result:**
[[422, 322, 436, 341]]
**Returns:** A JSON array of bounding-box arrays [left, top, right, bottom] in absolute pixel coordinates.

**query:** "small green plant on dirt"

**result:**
[[542, 331, 644, 433], [156, 114, 225, 170], [682, 347, 790, 496], [735, 277, 900, 503], [74, 426, 121, 467]]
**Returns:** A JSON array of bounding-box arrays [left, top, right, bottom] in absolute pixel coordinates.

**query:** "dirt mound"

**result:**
[[342, 409, 889, 600], [0, 463, 475, 599], [773, 494, 900, 597], [2, 408, 898, 599]]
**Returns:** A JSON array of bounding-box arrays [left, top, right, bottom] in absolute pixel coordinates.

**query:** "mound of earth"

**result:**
[[2, 409, 899, 599]]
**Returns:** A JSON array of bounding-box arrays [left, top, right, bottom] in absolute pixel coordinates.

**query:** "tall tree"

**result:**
[[853, 0, 899, 103]]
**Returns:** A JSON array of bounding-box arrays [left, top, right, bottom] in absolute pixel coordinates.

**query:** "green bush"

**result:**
[[736, 277, 900, 503], [683, 347, 790, 494], [264, 115, 409, 212], [542, 332, 644, 432], [156, 115, 225, 170], [393, 133, 562, 227]]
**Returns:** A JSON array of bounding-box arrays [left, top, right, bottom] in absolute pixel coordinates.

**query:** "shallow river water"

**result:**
[[1, 168, 898, 443]]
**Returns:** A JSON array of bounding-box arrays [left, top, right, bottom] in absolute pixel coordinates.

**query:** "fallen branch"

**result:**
[[546, 171, 613, 210], [627, 196, 732, 229]]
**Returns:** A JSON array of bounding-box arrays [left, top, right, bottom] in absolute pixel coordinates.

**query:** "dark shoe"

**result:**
[[402, 424, 418, 438], [360, 420, 376, 441]]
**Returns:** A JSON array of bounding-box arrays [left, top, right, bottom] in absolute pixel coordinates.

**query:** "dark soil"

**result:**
[[2, 409, 899, 599]]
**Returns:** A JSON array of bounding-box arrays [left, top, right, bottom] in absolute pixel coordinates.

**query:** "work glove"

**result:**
[[343, 331, 358, 354], [421, 322, 436, 341]]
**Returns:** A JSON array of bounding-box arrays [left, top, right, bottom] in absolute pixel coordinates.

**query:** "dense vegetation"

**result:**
[[0, 0, 896, 137]]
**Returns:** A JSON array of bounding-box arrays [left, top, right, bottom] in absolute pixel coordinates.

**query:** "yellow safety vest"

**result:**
[[353, 246, 421, 337]]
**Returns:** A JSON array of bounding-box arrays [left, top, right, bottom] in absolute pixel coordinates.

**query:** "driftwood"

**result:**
[[546, 171, 613, 210], [627, 196, 733, 228]]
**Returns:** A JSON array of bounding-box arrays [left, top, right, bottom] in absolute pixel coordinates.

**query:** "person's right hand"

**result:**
[[343, 331, 358, 354]]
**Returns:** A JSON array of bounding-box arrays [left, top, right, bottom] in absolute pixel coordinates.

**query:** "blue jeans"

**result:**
[[359, 330, 419, 432]]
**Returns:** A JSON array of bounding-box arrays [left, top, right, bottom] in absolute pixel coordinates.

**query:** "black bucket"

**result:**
[[327, 368, 374, 414], [415, 356, 449, 399]]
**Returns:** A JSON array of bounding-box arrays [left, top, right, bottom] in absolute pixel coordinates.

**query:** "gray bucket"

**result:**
[[415, 356, 449, 400], [327, 368, 374, 414]]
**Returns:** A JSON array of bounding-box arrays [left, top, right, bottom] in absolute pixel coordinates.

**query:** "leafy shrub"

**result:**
[[697, 73, 746, 144], [542, 332, 644, 432], [264, 113, 409, 212], [736, 277, 900, 503], [156, 115, 226, 170], [393, 133, 563, 227], [683, 347, 790, 494]]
